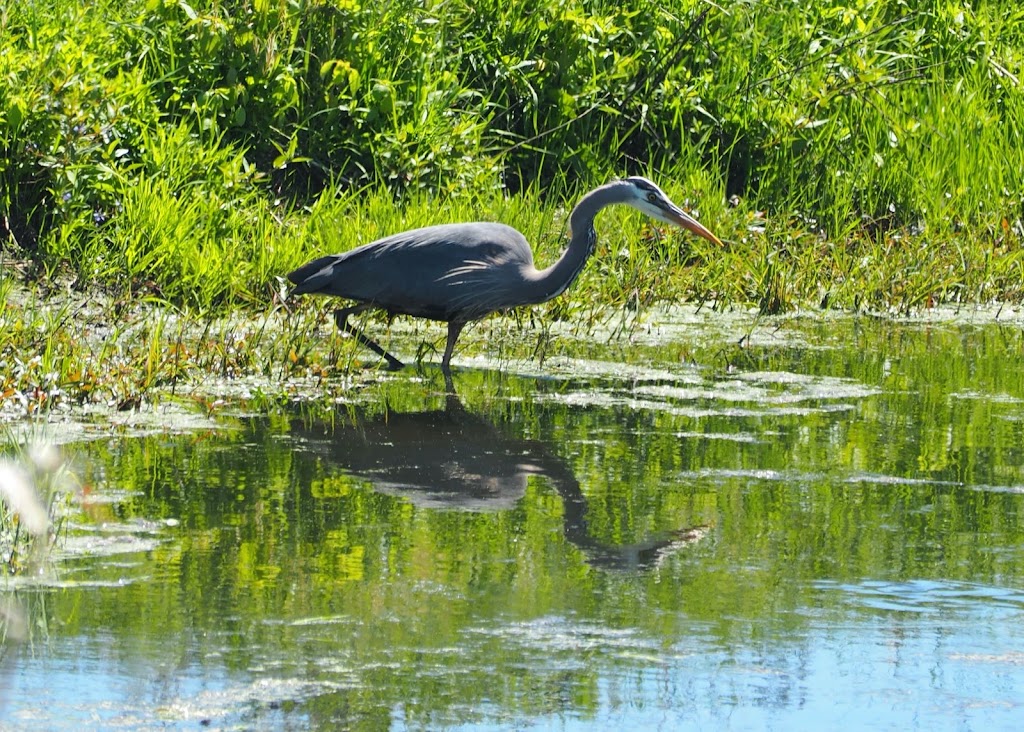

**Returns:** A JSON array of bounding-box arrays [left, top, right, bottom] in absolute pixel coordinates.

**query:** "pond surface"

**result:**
[[3, 309, 1024, 730]]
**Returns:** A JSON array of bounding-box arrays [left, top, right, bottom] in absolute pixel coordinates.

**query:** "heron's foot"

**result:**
[[358, 357, 404, 372], [333, 307, 404, 370]]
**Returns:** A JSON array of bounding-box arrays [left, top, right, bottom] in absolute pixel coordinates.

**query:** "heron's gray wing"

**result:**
[[287, 222, 534, 320]]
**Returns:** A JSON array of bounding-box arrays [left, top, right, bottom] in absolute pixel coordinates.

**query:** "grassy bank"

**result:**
[[1, 0, 1023, 423], [2, 0, 1022, 303]]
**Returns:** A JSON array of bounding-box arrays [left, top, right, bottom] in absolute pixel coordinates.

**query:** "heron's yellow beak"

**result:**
[[664, 205, 722, 246]]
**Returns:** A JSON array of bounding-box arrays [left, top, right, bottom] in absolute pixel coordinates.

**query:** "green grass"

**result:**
[[2, 0, 1020, 308], [1, 0, 1023, 421]]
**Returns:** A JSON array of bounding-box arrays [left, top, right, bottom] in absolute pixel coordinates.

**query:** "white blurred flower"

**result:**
[[29, 442, 63, 474], [0, 459, 49, 536]]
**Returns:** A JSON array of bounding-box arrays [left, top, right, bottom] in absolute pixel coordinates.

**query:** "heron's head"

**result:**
[[623, 176, 722, 246]]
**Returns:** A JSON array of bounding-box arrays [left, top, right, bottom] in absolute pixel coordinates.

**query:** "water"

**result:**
[[3, 310, 1024, 730]]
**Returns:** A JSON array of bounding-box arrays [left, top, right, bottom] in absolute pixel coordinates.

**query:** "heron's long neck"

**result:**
[[524, 183, 623, 304]]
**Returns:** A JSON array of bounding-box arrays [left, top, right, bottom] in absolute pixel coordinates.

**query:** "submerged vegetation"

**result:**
[[1, 0, 1023, 418]]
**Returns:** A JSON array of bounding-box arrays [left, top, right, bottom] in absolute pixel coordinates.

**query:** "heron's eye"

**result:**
[[647, 192, 658, 203]]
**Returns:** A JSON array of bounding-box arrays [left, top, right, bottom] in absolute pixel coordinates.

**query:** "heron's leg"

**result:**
[[444, 321, 468, 372], [334, 305, 404, 370], [440, 321, 466, 391]]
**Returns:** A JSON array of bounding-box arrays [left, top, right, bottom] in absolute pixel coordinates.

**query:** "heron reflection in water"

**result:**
[[294, 395, 707, 571]]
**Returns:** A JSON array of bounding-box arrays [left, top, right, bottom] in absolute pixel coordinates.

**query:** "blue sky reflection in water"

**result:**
[[2, 312, 1024, 730]]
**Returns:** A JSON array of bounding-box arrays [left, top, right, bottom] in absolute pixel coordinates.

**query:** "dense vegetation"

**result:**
[[1, 0, 1022, 310]]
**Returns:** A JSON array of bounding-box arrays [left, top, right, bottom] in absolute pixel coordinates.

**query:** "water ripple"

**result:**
[[815, 578, 1024, 615]]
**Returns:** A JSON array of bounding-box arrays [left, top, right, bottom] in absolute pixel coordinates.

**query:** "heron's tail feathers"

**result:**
[[286, 254, 342, 294]]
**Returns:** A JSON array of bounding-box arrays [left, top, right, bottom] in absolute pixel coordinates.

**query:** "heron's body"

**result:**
[[287, 177, 720, 376], [289, 222, 549, 322]]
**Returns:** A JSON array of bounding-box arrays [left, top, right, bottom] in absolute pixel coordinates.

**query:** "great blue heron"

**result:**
[[287, 176, 721, 373]]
